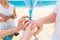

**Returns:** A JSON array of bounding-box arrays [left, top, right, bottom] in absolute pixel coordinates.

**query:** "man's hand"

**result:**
[[30, 20, 43, 35]]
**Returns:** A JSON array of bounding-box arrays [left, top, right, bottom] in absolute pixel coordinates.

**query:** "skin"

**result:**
[[20, 23, 35, 40], [0, 16, 37, 40], [29, 12, 57, 35], [20, 12, 56, 40], [0, 0, 33, 40], [0, 0, 17, 22], [0, 16, 29, 38], [0, 0, 38, 40]]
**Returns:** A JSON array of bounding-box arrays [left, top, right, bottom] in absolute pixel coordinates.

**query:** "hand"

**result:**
[[24, 23, 36, 32], [0, 13, 9, 22], [21, 24, 35, 40], [30, 20, 43, 35], [8, 15, 14, 19], [17, 16, 30, 30], [2, 16, 9, 22]]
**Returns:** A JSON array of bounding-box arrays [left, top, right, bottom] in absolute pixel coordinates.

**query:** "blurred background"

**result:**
[[8, 0, 56, 40]]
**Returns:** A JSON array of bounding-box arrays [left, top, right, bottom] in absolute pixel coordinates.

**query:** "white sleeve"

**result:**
[[53, 0, 59, 14], [53, 6, 58, 14]]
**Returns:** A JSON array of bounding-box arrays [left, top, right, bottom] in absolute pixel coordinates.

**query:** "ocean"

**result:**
[[8, 1, 56, 7]]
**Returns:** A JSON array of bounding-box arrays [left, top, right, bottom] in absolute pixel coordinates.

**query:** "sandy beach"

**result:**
[[12, 5, 56, 40]]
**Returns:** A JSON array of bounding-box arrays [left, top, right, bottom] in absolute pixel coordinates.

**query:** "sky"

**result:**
[[8, 0, 56, 1]]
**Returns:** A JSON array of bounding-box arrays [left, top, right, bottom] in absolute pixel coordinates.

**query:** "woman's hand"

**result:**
[[0, 13, 9, 22], [0, 16, 8, 22], [2, 16, 9, 22], [8, 15, 14, 19], [20, 24, 35, 40], [17, 16, 30, 31]]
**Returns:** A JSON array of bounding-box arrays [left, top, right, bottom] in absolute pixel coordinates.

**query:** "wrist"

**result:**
[[15, 28, 20, 32], [16, 25, 22, 31], [38, 18, 45, 25]]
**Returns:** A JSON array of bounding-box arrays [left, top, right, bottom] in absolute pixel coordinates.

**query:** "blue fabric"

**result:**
[[29, 0, 35, 9], [3, 37, 11, 40], [3, 34, 13, 40], [29, 9, 32, 20]]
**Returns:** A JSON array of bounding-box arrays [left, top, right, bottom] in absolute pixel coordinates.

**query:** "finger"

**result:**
[[21, 16, 29, 19], [24, 22, 30, 27], [27, 23, 33, 28], [24, 20, 30, 25], [34, 30, 40, 35], [29, 24, 36, 33], [18, 19, 26, 23], [34, 26, 42, 35], [21, 20, 30, 30], [23, 22, 30, 30], [26, 23, 36, 32], [19, 17, 29, 22], [18, 19, 29, 27], [30, 21, 37, 26], [23, 23, 32, 31], [30, 24, 35, 31]]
